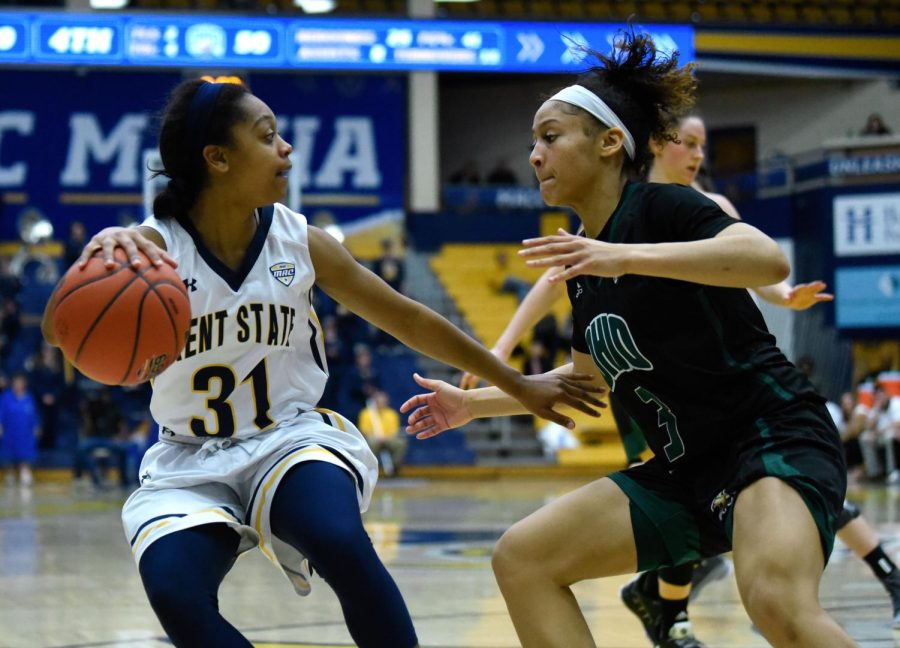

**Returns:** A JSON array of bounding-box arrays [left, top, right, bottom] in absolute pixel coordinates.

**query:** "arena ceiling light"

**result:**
[[293, 0, 337, 12], [89, 0, 129, 8]]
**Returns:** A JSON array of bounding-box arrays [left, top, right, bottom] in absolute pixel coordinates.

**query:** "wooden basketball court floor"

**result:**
[[0, 476, 896, 648]]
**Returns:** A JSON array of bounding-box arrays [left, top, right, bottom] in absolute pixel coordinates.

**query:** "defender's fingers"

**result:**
[[400, 394, 431, 413], [563, 396, 601, 417], [542, 408, 575, 429], [563, 386, 606, 408]]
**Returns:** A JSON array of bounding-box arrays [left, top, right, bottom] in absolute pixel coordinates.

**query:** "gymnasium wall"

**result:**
[[440, 75, 900, 183]]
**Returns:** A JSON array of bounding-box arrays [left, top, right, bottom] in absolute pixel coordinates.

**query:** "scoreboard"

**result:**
[[0, 11, 694, 72]]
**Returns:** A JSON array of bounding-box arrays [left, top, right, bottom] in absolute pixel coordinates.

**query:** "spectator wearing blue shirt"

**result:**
[[0, 372, 40, 487]]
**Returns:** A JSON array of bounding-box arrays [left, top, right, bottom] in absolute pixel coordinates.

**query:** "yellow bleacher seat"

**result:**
[[641, 1, 669, 21], [585, 1, 616, 19], [430, 242, 569, 349], [667, 1, 695, 22]]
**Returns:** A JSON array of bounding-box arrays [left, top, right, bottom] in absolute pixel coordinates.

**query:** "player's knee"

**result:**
[[303, 521, 380, 582], [491, 524, 536, 587], [740, 571, 815, 641]]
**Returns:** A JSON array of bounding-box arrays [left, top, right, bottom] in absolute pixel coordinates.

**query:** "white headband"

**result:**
[[549, 85, 636, 159]]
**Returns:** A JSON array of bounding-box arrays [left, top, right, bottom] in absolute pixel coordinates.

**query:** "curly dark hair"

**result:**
[[556, 27, 697, 178]]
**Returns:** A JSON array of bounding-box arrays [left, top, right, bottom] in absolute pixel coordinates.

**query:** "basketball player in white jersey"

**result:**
[[42, 79, 604, 648]]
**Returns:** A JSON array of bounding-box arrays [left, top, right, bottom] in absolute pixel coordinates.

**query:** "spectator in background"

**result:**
[[372, 239, 406, 351], [64, 221, 88, 269], [486, 158, 519, 185], [0, 298, 21, 374], [826, 391, 867, 484], [448, 159, 481, 185], [0, 372, 40, 487], [0, 255, 21, 301], [522, 340, 553, 377], [491, 250, 532, 303], [861, 113, 892, 136], [372, 238, 405, 294], [343, 343, 382, 423], [27, 343, 66, 450], [358, 390, 404, 477], [857, 384, 900, 483], [10, 255, 56, 372], [320, 315, 348, 411], [74, 385, 130, 490]]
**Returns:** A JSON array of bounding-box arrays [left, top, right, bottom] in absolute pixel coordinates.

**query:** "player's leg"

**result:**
[[138, 523, 249, 647], [270, 460, 418, 648], [491, 476, 637, 647], [837, 501, 900, 626], [732, 477, 856, 647]]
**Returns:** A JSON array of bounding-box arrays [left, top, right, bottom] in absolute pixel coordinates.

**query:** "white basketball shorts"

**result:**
[[122, 408, 378, 596]]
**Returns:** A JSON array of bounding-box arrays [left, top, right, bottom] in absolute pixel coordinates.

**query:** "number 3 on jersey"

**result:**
[[190, 358, 274, 437], [634, 386, 685, 462]]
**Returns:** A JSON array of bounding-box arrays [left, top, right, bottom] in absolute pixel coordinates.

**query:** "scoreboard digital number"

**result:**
[[0, 11, 694, 72], [34, 17, 122, 62]]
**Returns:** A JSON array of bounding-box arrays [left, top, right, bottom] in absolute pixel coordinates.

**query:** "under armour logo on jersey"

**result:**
[[584, 313, 653, 390], [575, 282, 583, 299], [140, 471, 152, 485], [183, 278, 198, 292], [270, 262, 296, 287]]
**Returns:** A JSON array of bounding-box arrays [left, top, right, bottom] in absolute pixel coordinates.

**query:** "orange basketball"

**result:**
[[52, 248, 191, 385]]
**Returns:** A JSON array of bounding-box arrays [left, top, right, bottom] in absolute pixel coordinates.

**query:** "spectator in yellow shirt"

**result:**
[[358, 390, 405, 477]]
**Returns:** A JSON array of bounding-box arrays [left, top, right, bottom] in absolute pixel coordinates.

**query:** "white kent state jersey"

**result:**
[[143, 204, 328, 441]]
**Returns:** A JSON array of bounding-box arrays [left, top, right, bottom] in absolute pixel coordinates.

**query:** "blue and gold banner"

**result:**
[[0, 69, 406, 239]]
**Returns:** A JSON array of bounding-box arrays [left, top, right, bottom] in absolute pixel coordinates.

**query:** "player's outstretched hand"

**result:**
[[78, 227, 176, 270], [402, 372, 606, 440], [401, 373, 473, 439], [783, 281, 833, 310], [519, 229, 626, 283], [513, 372, 607, 429]]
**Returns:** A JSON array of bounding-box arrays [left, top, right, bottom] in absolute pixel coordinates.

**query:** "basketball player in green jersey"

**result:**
[[401, 29, 854, 647]]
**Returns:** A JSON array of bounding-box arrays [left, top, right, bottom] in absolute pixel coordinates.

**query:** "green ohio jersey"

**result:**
[[568, 182, 822, 468]]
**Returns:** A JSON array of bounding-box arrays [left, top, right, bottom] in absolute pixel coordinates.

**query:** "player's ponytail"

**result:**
[[559, 28, 697, 179], [149, 78, 250, 220]]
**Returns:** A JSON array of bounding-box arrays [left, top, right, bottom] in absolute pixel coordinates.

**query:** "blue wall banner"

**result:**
[[0, 11, 694, 73], [0, 69, 406, 239], [835, 265, 900, 329]]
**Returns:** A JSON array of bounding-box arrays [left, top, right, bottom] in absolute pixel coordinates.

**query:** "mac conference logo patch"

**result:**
[[270, 262, 296, 287]]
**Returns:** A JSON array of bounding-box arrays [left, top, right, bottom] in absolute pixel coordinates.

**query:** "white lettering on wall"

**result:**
[[834, 193, 900, 257], [61, 113, 149, 187], [288, 116, 321, 188], [0, 111, 35, 186], [314, 117, 380, 189]]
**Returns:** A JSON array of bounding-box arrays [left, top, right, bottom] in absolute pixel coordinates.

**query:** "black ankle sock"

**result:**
[[639, 571, 660, 598], [864, 545, 898, 581], [660, 600, 689, 635]]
